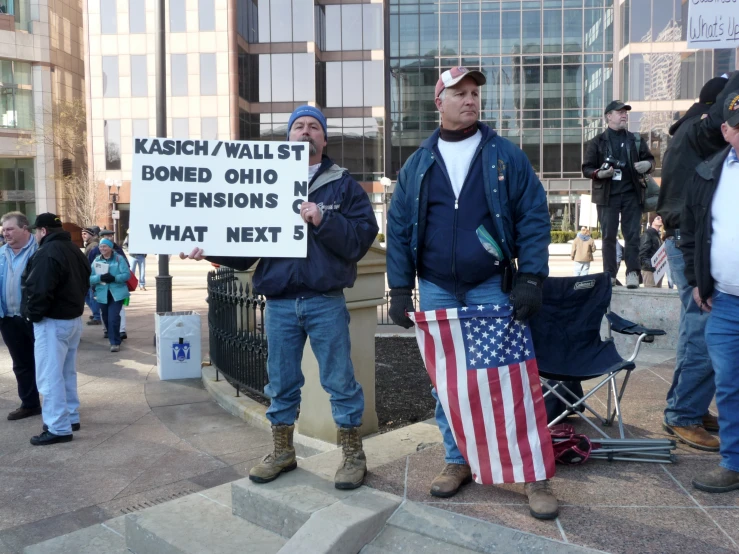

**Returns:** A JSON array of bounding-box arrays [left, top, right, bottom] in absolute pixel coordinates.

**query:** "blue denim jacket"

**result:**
[[0, 235, 38, 317]]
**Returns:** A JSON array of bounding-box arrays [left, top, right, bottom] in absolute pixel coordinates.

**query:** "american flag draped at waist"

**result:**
[[410, 306, 555, 485]]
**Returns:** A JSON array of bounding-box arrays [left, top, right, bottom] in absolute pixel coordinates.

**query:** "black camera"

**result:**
[[602, 156, 626, 170]]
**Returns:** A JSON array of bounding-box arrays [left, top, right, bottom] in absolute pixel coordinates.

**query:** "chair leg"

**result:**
[[610, 377, 626, 439]]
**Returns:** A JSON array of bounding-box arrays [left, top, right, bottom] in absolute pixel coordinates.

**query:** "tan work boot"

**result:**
[[249, 424, 297, 484], [335, 427, 367, 490], [430, 463, 472, 498], [702, 413, 719, 433], [692, 467, 739, 493], [525, 480, 559, 520], [663, 422, 720, 452]]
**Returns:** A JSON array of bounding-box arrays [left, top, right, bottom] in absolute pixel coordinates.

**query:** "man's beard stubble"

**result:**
[[299, 135, 318, 155]]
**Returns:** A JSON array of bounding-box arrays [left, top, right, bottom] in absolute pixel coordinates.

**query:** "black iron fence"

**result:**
[[376, 289, 421, 325], [207, 267, 269, 398]]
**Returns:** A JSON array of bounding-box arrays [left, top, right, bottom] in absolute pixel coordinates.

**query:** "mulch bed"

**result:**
[[223, 337, 436, 434]]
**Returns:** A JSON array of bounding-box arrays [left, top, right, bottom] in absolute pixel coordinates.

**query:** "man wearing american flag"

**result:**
[[386, 67, 556, 519]]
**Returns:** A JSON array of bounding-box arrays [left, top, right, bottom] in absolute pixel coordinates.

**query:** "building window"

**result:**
[[132, 118, 149, 137], [171, 54, 188, 96], [170, 0, 186, 32], [199, 0, 215, 31], [173, 118, 189, 138], [201, 117, 217, 139], [102, 56, 119, 98], [101, 0, 117, 34], [246, 0, 315, 44], [104, 120, 122, 170], [0, 158, 35, 222], [129, 0, 146, 33], [131, 55, 148, 97], [0, 60, 33, 129], [200, 54, 217, 95]]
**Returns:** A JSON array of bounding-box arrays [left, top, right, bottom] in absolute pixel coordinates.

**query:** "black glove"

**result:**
[[99, 273, 115, 283], [510, 273, 543, 322], [389, 289, 415, 329]]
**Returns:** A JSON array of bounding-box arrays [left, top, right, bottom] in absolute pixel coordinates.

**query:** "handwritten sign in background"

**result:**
[[688, 1, 739, 50], [128, 138, 309, 257]]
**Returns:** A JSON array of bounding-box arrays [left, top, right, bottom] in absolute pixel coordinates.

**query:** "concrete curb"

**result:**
[[201, 365, 335, 458]]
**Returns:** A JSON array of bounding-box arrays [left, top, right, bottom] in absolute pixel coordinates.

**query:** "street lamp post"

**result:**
[[105, 178, 121, 244], [380, 176, 392, 237], [155, 0, 172, 314]]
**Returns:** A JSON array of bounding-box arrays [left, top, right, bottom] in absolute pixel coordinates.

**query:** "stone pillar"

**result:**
[[296, 246, 386, 443]]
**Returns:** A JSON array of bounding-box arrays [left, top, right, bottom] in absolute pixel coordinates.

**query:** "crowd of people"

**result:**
[[3, 68, 738, 518]]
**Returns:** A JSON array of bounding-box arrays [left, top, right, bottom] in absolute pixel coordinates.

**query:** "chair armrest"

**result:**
[[606, 312, 666, 337]]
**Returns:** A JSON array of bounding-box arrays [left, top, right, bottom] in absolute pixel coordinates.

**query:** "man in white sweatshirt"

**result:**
[[682, 91, 739, 493]]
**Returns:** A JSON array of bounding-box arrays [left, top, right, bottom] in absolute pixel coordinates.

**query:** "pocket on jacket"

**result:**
[[456, 227, 501, 284]]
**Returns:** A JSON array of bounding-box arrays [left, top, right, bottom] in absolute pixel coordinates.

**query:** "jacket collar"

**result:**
[[308, 155, 347, 194], [696, 145, 732, 180], [419, 122, 497, 152]]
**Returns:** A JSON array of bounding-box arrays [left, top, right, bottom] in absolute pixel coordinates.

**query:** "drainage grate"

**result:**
[[119, 488, 198, 514]]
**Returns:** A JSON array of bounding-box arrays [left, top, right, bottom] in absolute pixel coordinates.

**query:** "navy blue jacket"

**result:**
[[208, 156, 379, 299], [387, 123, 550, 291]]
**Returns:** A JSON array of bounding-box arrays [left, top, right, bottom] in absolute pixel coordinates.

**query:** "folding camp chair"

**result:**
[[529, 273, 676, 463]]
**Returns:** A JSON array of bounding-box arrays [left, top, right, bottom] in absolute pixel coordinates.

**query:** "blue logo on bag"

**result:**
[[172, 342, 190, 362]]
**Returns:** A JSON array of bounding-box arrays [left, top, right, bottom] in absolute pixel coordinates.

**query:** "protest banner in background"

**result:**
[[651, 243, 669, 284], [128, 138, 309, 257], [688, 1, 739, 50]]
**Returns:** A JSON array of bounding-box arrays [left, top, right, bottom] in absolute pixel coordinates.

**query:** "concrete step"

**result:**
[[125, 487, 286, 554], [24, 517, 128, 554], [231, 468, 401, 554], [370, 502, 603, 554]]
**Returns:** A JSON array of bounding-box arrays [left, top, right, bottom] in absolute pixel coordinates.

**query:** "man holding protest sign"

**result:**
[[386, 67, 557, 519], [182, 106, 378, 490]]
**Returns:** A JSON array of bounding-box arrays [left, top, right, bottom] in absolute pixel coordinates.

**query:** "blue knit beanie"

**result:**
[[100, 238, 114, 249], [287, 105, 327, 139]]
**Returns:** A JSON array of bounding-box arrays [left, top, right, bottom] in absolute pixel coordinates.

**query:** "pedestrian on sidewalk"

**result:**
[[0, 211, 40, 421], [21, 213, 90, 446], [89, 229, 129, 340], [571, 226, 596, 276], [639, 215, 663, 287], [582, 101, 656, 289], [683, 91, 739, 493], [90, 238, 130, 352], [386, 67, 558, 520], [181, 105, 378, 491], [123, 230, 146, 290], [82, 226, 102, 325], [658, 74, 739, 452]]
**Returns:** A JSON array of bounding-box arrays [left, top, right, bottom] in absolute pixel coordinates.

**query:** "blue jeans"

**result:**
[[85, 288, 101, 321], [33, 317, 82, 435], [573, 261, 590, 276], [131, 255, 146, 287], [705, 291, 739, 472], [419, 275, 510, 465], [263, 293, 364, 428], [663, 238, 715, 426], [100, 293, 124, 346]]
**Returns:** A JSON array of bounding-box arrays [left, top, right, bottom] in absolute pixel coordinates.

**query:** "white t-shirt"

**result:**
[[437, 130, 482, 198], [711, 150, 739, 296], [308, 163, 322, 181]]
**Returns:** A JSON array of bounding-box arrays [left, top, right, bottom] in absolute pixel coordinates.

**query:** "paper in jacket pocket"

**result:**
[[476, 225, 503, 262]]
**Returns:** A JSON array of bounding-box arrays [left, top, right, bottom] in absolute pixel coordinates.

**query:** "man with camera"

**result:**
[[582, 101, 655, 288]]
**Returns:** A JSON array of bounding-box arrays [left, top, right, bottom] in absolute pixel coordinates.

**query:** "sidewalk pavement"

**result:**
[[0, 259, 275, 554]]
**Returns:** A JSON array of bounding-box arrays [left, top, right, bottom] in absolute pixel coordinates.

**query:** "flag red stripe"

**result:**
[[486, 367, 514, 483], [508, 363, 537, 483], [415, 312, 439, 390], [438, 317, 467, 460], [466, 370, 493, 483], [525, 358, 556, 477]]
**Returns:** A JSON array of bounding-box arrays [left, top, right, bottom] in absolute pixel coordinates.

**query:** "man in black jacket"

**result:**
[[683, 92, 739, 493], [658, 74, 739, 452], [21, 213, 91, 446], [639, 215, 663, 287], [582, 100, 655, 289]]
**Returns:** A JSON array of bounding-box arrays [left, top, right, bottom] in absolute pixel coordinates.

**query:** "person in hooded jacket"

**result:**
[[657, 73, 739, 452], [90, 238, 130, 352], [571, 227, 596, 276], [181, 105, 378, 493], [639, 215, 664, 288]]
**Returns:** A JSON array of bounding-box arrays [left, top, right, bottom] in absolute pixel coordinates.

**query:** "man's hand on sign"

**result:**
[[300, 202, 323, 227], [179, 247, 206, 261]]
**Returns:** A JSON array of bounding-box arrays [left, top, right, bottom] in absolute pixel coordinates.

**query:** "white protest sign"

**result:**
[[129, 138, 309, 257], [688, 1, 739, 50], [651, 243, 669, 284]]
